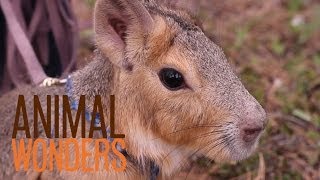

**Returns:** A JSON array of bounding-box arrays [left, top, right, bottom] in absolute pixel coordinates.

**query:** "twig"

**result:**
[[254, 153, 266, 180], [269, 112, 320, 132]]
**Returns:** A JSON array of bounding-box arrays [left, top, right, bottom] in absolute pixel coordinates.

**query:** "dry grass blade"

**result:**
[[254, 153, 265, 180], [270, 112, 320, 132]]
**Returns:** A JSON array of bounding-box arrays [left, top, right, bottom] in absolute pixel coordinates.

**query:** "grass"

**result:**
[[271, 36, 285, 56], [287, 0, 304, 12]]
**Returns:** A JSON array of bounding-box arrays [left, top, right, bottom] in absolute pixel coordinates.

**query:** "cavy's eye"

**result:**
[[159, 68, 185, 91]]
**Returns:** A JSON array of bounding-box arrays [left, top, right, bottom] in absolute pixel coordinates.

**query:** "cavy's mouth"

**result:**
[[200, 121, 264, 162], [226, 130, 263, 162]]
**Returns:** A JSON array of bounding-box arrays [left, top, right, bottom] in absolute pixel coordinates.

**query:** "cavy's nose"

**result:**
[[240, 104, 267, 143]]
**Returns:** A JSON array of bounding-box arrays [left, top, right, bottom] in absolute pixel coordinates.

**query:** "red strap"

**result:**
[[0, 0, 47, 85]]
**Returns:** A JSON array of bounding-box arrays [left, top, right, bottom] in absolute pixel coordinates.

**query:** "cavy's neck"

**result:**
[[69, 50, 116, 110]]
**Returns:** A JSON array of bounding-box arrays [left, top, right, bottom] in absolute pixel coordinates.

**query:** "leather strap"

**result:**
[[0, 0, 47, 85]]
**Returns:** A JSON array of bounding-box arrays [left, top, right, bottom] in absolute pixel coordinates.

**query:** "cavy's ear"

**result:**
[[94, 0, 154, 69]]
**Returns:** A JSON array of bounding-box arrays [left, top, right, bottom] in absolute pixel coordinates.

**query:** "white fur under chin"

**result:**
[[127, 127, 192, 177]]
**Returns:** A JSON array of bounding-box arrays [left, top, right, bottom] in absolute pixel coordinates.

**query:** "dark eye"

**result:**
[[159, 68, 185, 91]]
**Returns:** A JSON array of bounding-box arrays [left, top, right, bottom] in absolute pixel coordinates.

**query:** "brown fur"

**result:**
[[0, 0, 267, 179]]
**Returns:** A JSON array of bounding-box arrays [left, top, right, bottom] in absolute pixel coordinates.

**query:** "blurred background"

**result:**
[[1, 0, 320, 179]]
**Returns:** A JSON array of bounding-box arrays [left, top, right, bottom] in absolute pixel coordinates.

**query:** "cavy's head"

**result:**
[[95, 0, 267, 171]]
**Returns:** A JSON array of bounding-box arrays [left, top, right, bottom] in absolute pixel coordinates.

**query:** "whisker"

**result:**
[[160, 128, 231, 163], [168, 131, 236, 179], [158, 125, 237, 176], [204, 134, 234, 159], [167, 134, 230, 178], [149, 122, 233, 141]]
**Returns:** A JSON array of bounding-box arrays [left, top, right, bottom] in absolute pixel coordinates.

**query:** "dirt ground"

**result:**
[[72, 0, 320, 179]]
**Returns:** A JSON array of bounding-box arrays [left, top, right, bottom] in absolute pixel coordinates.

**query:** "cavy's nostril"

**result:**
[[242, 126, 263, 143], [244, 127, 262, 135]]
